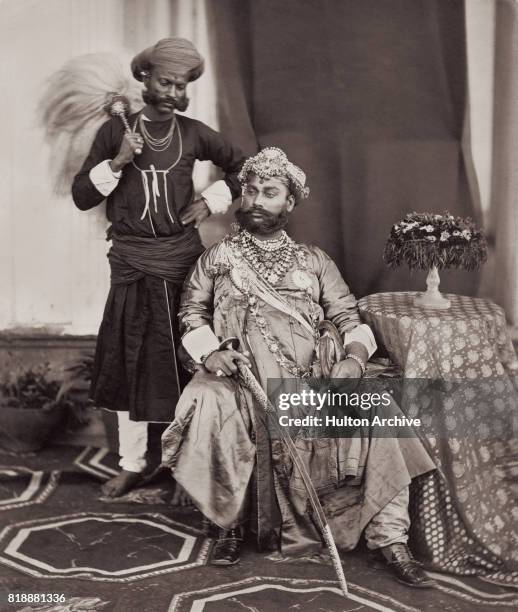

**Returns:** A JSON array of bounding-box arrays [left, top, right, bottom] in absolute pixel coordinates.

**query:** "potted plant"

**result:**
[[57, 354, 94, 430], [57, 353, 118, 451], [0, 364, 72, 452], [383, 212, 487, 309]]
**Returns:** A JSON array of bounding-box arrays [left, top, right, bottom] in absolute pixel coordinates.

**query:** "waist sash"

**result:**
[[108, 228, 204, 286]]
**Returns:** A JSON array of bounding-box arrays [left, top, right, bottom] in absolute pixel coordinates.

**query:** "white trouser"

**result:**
[[117, 411, 148, 473], [364, 487, 410, 549]]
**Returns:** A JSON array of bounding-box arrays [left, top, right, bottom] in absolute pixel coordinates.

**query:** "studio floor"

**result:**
[[1, 433, 518, 612]]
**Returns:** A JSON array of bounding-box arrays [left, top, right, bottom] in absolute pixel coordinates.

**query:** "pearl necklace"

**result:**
[[242, 229, 289, 251], [238, 230, 295, 284], [227, 235, 320, 378]]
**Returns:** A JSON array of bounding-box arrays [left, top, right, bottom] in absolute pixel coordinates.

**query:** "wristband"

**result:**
[[200, 348, 219, 365], [344, 353, 366, 377]]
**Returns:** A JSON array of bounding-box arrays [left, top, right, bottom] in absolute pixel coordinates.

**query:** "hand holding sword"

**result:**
[[209, 336, 349, 598]]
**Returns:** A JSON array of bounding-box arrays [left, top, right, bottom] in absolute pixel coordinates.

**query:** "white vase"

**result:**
[[413, 266, 451, 309]]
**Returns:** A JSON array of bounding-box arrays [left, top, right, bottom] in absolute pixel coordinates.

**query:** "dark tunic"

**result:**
[[72, 112, 244, 421]]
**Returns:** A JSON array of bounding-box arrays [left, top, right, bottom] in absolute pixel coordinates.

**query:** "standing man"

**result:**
[[72, 38, 244, 497], [162, 148, 436, 587]]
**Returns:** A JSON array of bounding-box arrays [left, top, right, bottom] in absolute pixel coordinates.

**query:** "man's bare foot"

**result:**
[[172, 482, 193, 506], [101, 470, 142, 497]]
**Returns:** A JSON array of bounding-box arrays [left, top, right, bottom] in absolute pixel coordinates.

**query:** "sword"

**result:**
[[220, 337, 349, 598]]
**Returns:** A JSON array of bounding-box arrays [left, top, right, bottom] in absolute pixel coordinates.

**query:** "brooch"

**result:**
[[291, 269, 312, 290]]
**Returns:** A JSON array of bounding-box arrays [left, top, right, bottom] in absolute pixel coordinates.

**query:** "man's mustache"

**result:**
[[240, 206, 277, 220], [167, 96, 189, 111], [142, 90, 189, 111], [235, 206, 289, 235]]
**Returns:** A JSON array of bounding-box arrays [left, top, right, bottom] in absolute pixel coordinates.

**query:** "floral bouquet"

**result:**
[[384, 212, 487, 271], [383, 212, 487, 308]]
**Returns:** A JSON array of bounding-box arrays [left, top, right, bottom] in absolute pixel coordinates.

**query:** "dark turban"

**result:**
[[131, 37, 204, 83]]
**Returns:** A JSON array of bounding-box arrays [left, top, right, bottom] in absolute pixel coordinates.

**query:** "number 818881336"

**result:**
[[6, 593, 66, 604]]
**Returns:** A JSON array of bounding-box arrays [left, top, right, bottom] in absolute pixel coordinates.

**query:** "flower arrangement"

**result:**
[[383, 212, 487, 271]]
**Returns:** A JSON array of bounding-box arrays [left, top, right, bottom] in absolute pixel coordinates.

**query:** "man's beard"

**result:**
[[142, 89, 190, 112], [235, 206, 289, 235]]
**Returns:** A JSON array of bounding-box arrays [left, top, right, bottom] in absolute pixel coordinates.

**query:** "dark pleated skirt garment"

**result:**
[[90, 276, 189, 422]]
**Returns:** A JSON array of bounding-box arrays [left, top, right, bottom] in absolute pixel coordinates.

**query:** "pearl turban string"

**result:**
[[131, 37, 204, 83], [238, 147, 310, 203]]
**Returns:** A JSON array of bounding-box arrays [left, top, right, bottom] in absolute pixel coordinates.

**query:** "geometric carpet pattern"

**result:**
[[73, 447, 119, 481], [0, 512, 210, 581], [168, 576, 422, 612], [1, 444, 517, 612], [0, 467, 59, 512]]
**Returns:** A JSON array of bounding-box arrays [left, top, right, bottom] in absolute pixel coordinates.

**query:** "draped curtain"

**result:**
[[489, 0, 518, 325], [2, 0, 513, 334], [206, 0, 482, 299]]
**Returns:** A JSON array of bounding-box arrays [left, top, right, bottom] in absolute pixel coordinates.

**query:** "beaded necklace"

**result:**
[[138, 113, 177, 152], [238, 229, 295, 285], [227, 233, 320, 377]]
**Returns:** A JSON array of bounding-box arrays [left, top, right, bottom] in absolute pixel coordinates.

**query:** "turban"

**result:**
[[238, 147, 310, 203], [131, 37, 204, 83]]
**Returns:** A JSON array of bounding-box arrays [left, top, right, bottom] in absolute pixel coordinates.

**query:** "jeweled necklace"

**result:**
[[243, 229, 288, 251], [226, 235, 318, 377], [138, 113, 177, 152], [238, 230, 295, 284]]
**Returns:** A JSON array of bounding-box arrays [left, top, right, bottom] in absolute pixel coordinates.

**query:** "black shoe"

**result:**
[[378, 543, 436, 588], [210, 528, 242, 566]]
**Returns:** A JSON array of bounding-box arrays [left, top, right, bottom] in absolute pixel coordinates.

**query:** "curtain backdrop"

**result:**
[[207, 0, 482, 299], [489, 0, 518, 325], [0, 0, 499, 334]]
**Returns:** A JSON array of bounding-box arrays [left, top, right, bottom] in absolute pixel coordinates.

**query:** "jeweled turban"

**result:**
[[238, 147, 310, 203], [131, 37, 204, 83]]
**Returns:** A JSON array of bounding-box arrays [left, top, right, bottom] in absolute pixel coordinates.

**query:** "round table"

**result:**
[[358, 292, 517, 378], [358, 291, 518, 582]]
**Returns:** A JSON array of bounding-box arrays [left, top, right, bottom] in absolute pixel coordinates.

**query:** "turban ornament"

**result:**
[[238, 147, 310, 203], [131, 37, 204, 83]]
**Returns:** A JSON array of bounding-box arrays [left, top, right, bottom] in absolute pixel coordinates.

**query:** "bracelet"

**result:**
[[200, 348, 219, 365], [344, 353, 366, 377]]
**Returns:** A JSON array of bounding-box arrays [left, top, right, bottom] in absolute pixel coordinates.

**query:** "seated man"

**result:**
[[162, 147, 436, 587]]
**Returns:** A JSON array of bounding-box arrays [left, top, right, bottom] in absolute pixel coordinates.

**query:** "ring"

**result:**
[[216, 369, 225, 377]]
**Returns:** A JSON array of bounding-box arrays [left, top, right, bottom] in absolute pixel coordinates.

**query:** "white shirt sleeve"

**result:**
[[89, 160, 122, 197], [343, 324, 377, 359], [182, 325, 220, 363], [201, 180, 233, 214]]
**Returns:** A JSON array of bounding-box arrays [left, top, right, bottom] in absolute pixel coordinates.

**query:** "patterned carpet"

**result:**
[[0, 444, 517, 612]]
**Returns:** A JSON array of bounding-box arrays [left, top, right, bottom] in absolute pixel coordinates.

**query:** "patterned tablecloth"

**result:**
[[358, 292, 517, 378], [359, 292, 518, 584]]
